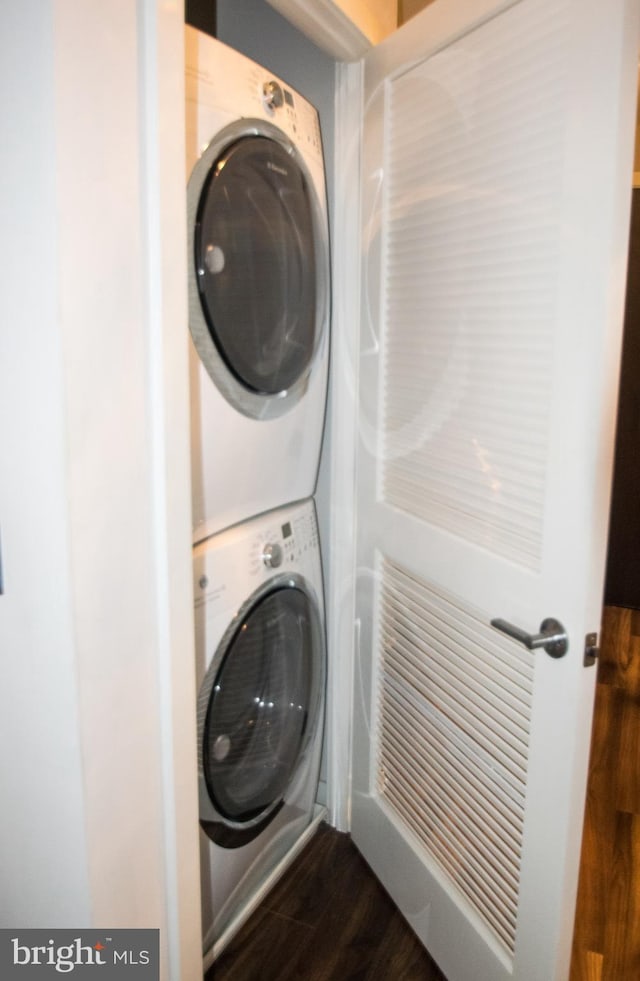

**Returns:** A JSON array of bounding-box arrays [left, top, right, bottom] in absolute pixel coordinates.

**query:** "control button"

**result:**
[[262, 80, 284, 111], [262, 542, 283, 569]]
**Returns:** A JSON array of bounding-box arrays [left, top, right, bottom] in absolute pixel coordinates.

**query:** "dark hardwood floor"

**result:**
[[207, 822, 447, 981], [571, 606, 640, 980]]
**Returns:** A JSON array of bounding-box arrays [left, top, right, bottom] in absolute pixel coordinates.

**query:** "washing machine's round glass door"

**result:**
[[201, 583, 323, 846], [194, 134, 321, 398]]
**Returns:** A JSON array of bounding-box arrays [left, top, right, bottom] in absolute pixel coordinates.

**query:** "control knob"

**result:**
[[262, 80, 284, 111], [262, 542, 283, 569]]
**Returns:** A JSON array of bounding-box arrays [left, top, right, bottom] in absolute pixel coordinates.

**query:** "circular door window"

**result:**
[[199, 579, 324, 847], [187, 120, 329, 420]]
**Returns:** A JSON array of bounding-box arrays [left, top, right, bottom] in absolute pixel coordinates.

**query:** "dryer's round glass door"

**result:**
[[202, 585, 322, 835], [195, 136, 318, 395]]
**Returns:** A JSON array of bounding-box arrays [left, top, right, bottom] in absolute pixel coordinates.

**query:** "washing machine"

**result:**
[[193, 498, 326, 967], [185, 26, 331, 545]]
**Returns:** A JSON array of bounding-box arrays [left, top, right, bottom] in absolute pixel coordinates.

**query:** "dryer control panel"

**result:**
[[252, 68, 323, 161], [185, 25, 325, 168]]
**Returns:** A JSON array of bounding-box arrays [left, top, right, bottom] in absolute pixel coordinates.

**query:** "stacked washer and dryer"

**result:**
[[184, 25, 330, 969]]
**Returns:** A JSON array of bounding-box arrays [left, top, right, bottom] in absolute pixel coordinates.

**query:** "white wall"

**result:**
[[0, 0, 92, 925], [0, 3, 201, 977]]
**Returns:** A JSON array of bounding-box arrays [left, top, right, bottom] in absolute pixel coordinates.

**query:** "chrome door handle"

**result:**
[[490, 617, 568, 659]]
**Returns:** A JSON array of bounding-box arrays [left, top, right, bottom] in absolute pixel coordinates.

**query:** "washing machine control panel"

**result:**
[[248, 505, 319, 577], [194, 503, 320, 616]]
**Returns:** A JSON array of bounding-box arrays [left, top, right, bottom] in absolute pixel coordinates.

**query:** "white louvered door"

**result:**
[[349, 1, 639, 979]]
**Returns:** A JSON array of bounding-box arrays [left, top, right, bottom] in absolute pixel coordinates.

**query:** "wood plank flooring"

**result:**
[[571, 606, 640, 981], [207, 822, 447, 981]]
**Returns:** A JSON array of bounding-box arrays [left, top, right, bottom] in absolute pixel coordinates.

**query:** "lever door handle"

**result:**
[[490, 617, 568, 659]]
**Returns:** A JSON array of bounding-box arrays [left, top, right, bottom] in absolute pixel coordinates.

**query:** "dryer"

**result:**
[[193, 498, 326, 967], [185, 27, 331, 544]]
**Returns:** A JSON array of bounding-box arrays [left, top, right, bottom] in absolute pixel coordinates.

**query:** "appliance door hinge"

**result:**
[[584, 632, 599, 667]]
